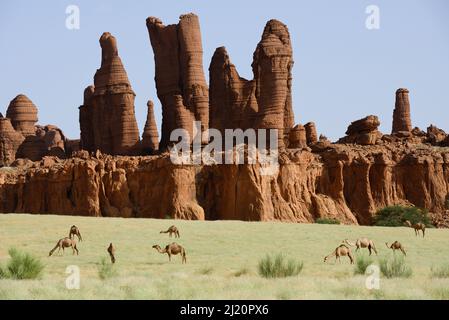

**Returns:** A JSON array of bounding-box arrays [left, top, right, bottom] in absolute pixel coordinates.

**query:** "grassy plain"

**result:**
[[0, 214, 448, 299]]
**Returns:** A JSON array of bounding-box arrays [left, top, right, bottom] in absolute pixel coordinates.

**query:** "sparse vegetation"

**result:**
[[380, 255, 412, 278], [97, 257, 117, 280], [315, 218, 340, 225], [233, 267, 250, 277], [373, 206, 432, 227], [430, 264, 449, 278], [258, 253, 303, 278], [1, 248, 44, 280], [354, 254, 374, 275], [197, 266, 214, 275]]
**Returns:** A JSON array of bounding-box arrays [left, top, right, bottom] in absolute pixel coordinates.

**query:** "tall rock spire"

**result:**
[[392, 88, 412, 134], [142, 100, 159, 153]]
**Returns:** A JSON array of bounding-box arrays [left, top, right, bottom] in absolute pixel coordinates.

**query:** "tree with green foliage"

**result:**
[[373, 205, 433, 227]]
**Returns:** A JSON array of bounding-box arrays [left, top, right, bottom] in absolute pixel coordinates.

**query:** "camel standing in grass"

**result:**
[[324, 244, 354, 264], [343, 238, 378, 255], [152, 243, 186, 263], [107, 243, 116, 263], [69, 225, 82, 241], [49, 237, 79, 256], [385, 241, 406, 256], [160, 225, 180, 238], [405, 220, 425, 237]]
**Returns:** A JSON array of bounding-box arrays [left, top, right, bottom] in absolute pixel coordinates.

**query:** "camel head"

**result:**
[[152, 245, 161, 250], [404, 220, 412, 227], [323, 256, 328, 263]]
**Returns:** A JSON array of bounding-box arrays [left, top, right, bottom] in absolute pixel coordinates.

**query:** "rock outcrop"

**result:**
[[305, 122, 318, 145], [1, 143, 448, 225], [142, 100, 159, 153], [392, 88, 412, 134], [208, 20, 294, 148], [338, 115, 382, 145], [6, 94, 38, 137], [289, 124, 307, 148], [146, 13, 209, 149], [79, 33, 140, 155], [0, 116, 25, 166], [426, 125, 447, 145]]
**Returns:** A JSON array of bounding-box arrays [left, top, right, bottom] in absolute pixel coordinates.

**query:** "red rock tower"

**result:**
[[0, 115, 25, 166], [142, 100, 160, 152], [304, 122, 318, 145], [392, 88, 412, 134], [146, 13, 209, 149]]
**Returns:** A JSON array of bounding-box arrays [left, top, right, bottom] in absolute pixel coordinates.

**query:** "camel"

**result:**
[[152, 243, 186, 264], [107, 243, 116, 263], [49, 237, 79, 256], [385, 241, 406, 256], [405, 220, 425, 237], [343, 238, 378, 255], [324, 244, 354, 264], [160, 225, 180, 238], [69, 225, 82, 241]]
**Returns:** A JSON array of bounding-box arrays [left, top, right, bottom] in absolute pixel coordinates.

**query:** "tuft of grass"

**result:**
[[97, 257, 118, 280], [430, 264, 449, 278], [354, 254, 374, 275], [315, 218, 340, 225], [379, 255, 412, 278], [258, 253, 303, 279], [197, 266, 214, 275], [2, 248, 44, 280], [233, 267, 251, 277]]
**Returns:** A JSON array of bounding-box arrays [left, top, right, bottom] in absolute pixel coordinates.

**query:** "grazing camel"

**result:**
[[107, 243, 116, 263], [324, 244, 354, 264], [69, 225, 82, 241], [152, 243, 186, 264], [343, 238, 378, 255], [404, 220, 425, 237], [49, 237, 79, 256], [385, 241, 406, 256], [160, 225, 180, 238]]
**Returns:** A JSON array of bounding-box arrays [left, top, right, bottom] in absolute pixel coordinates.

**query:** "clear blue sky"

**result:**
[[1, 0, 448, 141]]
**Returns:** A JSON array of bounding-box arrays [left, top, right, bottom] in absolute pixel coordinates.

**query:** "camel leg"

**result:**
[[368, 247, 372, 256], [422, 229, 425, 238], [167, 252, 171, 262], [401, 248, 406, 256]]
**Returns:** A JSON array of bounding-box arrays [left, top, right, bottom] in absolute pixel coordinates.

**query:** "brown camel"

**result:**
[[405, 220, 425, 237], [152, 243, 186, 264], [344, 238, 378, 255], [69, 225, 82, 241], [160, 225, 180, 238], [107, 243, 116, 263], [385, 241, 406, 256], [324, 244, 354, 264], [49, 237, 79, 256]]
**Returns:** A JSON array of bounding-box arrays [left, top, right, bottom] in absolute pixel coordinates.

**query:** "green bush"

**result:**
[[373, 206, 432, 227], [380, 255, 412, 278], [315, 218, 340, 225], [354, 254, 374, 275], [430, 264, 449, 278], [3, 248, 44, 280], [97, 257, 117, 280], [258, 253, 303, 278]]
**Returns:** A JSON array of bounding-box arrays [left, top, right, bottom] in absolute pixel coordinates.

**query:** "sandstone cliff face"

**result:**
[[79, 33, 140, 155], [0, 116, 25, 166], [141, 100, 159, 153], [146, 13, 209, 149], [1, 143, 448, 225]]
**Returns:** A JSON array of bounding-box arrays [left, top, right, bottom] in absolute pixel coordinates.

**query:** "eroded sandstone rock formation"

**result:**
[[1, 142, 448, 225], [0, 116, 25, 166], [305, 122, 318, 145], [338, 115, 382, 145], [146, 13, 209, 149], [6, 94, 38, 137], [392, 88, 412, 134], [208, 20, 294, 148], [79, 33, 140, 155], [142, 100, 159, 153]]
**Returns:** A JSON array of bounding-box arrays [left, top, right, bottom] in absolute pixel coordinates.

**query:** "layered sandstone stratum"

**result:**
[[1, 13, 448, 226]]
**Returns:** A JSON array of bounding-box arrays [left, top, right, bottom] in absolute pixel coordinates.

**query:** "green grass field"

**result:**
[[0, 214, 448, 299]]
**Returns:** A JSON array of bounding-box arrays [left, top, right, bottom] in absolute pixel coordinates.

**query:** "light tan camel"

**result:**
[[405, 220, 425, 237], [385, 241, 406, 256], [152, 243, 186, 264], [160, 225, 180, 238], [107, 243, 116, 263], [69, 225, 82, 241], [344, 238, 378, 255], [324, 244, 354, 264], [49, 237, 79, 256]]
